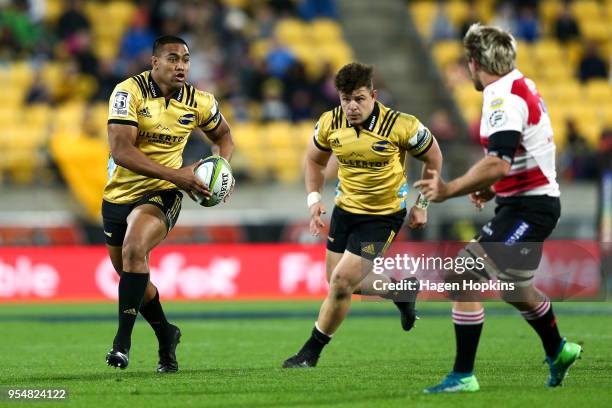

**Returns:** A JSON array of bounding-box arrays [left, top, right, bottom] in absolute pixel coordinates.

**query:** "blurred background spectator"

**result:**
[[578, 42, 609, 83], [554, 1, 581, 43], [0, 0, 609, 246]]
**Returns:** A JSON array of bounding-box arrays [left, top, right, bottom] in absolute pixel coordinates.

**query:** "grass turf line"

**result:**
[[0, 301, 610, 408]]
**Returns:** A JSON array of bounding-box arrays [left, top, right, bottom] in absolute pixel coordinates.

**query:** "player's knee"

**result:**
[[500, 284, 537, 305], [122, 241, 147, 267], [329, 274, 354, 300]]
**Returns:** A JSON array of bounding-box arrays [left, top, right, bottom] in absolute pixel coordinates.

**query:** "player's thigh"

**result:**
[[124, 204, 168, 253], [124, 189, 184, 254], [329, 250, 371, 292], [325, 249, 343, 282]]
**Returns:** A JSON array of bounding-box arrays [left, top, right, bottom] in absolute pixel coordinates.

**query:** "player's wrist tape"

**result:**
[[307, 191, 322, 208], [416, 194, 429, 209]]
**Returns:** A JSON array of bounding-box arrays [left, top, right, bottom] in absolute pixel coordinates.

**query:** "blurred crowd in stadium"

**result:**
[[0, 0, 349, 189], [0, 0, 609, 189], [0, 0, 610, 247], [413, 0, 612, 183]]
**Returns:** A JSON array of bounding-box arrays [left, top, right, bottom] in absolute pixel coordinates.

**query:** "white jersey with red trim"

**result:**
[[479, 69, 560, 197]]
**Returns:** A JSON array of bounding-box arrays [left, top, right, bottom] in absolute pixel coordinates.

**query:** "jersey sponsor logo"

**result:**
[[490, 98, 504, 108], [371, 140, 393, 153], [137, 107, 151, 117], [488, 110, 508, 128], [111, 91, 130, 117], [505, 221, 530, 246], [138, 131, 185, 146], [178, 113, 195, 125], [337, 157, 389, 168]]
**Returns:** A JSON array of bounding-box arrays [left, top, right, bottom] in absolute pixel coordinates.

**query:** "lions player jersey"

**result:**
[[480, 69, 560, 197], [314, 102, 433, 214], [104, 71, 221, 204]]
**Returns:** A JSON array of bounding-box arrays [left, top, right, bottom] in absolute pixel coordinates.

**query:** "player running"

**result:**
[[415, 24, 582, 393], [283, 62, 443, 368], [103, 36, 234, 372]]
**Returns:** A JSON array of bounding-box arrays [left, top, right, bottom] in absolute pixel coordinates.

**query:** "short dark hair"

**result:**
[[334, 62, 374, 94], [152, 35, 188, 56]]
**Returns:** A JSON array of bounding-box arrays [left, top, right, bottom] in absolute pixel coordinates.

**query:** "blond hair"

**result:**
[[463, 23, 516, 76]]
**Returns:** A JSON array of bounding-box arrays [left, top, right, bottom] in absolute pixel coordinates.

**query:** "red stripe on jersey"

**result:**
[[494, 166, 549, 194], [511, 78, 541, 126], [480, 135, 488, 149]]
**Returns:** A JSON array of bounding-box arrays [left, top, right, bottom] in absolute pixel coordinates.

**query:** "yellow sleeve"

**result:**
[[396, 114, 434, 158], [313, 111, 332, 151], [195, 90, 222, 132], [107, 79, 140, 127]]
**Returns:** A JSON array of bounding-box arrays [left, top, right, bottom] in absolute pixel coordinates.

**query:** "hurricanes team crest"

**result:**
[[178, 113, 195, 125], [371, 140, 393, 153]]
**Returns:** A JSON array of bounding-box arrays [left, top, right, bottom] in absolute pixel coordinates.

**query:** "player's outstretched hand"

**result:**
[[469, 188, 495, 210], [309, 202, 326, 236], [171, 161, 212, 201], [413, 169, 448, 203], [408, 206, 427, 229]]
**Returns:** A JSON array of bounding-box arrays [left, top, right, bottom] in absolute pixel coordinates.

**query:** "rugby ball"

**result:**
[[193, 156, 234, 207]]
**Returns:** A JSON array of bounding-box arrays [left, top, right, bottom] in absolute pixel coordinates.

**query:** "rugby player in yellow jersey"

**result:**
[[103, 36, 234, 372], [283, 62, 443, 368]]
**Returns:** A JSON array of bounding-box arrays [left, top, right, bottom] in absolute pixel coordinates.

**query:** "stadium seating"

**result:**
[[1, 0, 354, 195], [410, 0, 612, 149]]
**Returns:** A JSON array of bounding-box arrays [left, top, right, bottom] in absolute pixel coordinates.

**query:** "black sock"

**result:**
[[299, 325, 331, 357], [139, 290, 170, 341], [520, 299, 562, 358], [452, 308, 485, 374], [113, 272, 149, 351]]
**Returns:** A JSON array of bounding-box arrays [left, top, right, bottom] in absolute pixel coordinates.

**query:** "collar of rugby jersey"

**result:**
[[148, 71, 184, 102], [347, 101, 380, 132]]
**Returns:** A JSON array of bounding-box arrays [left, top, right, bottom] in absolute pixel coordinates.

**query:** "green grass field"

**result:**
[[1, 301, 611, 407]]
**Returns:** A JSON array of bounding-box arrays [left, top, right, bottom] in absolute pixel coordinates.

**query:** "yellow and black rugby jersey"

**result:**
[[104, 71, 222, 204], [314, 102, 433, 214]]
